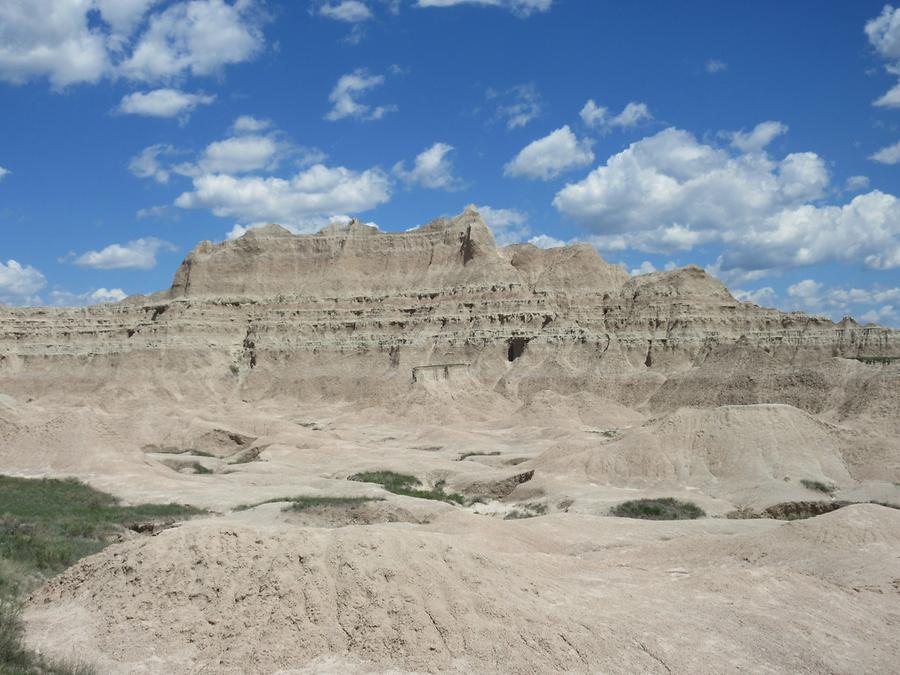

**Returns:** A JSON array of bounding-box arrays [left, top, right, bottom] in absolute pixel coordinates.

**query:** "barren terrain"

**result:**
[[2, 209, 899, 673]]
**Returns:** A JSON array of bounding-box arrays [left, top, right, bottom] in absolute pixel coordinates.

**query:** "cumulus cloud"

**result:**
[[486, 83, 542, 129], [475, 205, 529, 244], [72, 238, 176, 270], [51, 287, 128, 306], [870, 140, 900, 164], [866, 5, 900, 108], [177, 135, 286, 175], [504, 126, 594, 180], [128, 144, 178, 183], [845, 175, 870, 192], [175, 164, 392, 226], [874, 82, 900, 108], [0, 166, 9, 181], [231, 115, 272, 133], [528, 234, 566, 249], [393, 142, 462, 190], [776, 279, 900, 326], [630, 261, 657, 276], [0, 259, 46, 305], [729, 121, 788, 153], [732, 286, 776, 306], [116, 88, 215, 119], [579, 100, 652, 131], [705, 59, 728, 74], [554, 125, 900, 277], [325, 69, 396, 121], [319, 1, 373, 22], [416, 0, 552, 17], [131, 121, 326, 182], [0, 0, 266, 88], [119, 0, 265, 82], [0, 0, 110, 87]]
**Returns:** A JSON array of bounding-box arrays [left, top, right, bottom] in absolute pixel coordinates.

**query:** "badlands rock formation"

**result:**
[[3, 207, 900, 673]]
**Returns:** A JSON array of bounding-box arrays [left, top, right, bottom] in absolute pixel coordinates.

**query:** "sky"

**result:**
[[1, 1, 899, 326]]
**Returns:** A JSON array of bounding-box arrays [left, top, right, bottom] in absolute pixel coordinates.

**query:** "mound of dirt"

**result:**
[[25, 507, 900, 674]]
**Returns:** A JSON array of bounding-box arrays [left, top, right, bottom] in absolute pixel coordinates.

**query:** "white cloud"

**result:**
[[866, 6, 900, 111], [580, 100, 652, 131], [50, 287, 128, 306], [554, 126, 900, 275], [0, 166, 9, 181], [729, 120, 788, 153], [178, 134, 284, 175], [630, 260, 656, 276], [0, 259, 46, 305], [475, 205, 529, 244], [528, 234, 566, 249], [0, 0, 265, 88], [128, 144, 177, 183], [870, 140, 900, 164], [874, 82, 900, 108], [231, 114, 272, 133], [72, 238, 176, 270], [705, 59, 728, 74], [136, 205, 168, 219], [325, 69, 396, 121], [845, 175, 870, 192], [119, 0, 265, 82], [393, 142, 462, 190], [488, 83, 542, 129], [787, 278, 824, 304], [777, 279, 900, 326], [0, 0, 110, 87], [610, 102, 652, 128], [865, 5, 900, 62], [504, 125, 594, 180], [732, 286, 776, 306], [579, 100, 607, 128], [116, 88, 215, 119], [175, 163, 391, 226], [416, 0, 552, 17], [95, 0, 161, 45], [319, 1, 372, 22]]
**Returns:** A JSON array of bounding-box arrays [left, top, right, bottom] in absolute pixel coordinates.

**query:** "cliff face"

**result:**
[[0, 208, 898, 416]]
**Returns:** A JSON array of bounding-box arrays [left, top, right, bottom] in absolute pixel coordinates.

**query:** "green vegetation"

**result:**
[[0, 475, 205, 674], [234, 495, 381, 512], [610, 497, 705, 520], [348, 471, 465, 505], [504, 502, 548, 520], [800, 479, 835, 494]]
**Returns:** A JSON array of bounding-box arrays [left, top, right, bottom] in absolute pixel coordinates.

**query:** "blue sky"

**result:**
[[1, 1, 899, 325]]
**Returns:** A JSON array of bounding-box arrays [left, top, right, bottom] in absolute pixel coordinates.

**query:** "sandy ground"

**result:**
[[0, 387, 897, 674]]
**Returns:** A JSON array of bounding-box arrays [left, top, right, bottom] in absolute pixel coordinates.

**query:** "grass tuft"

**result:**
[[800, 479, 835, 494], [610, 497, 705, 520], [348, 471, 465, 505], [234, 495, 381, 512]]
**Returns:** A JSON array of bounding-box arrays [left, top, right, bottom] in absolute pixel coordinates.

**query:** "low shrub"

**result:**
[[610, 498, 705, 520], [349, 471, 465, 504]]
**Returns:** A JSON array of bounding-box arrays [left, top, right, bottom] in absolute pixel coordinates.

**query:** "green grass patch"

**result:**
[[234, 495, 381, 512], [0, 475, 205, 674], [610, 497, 705, 520], [504, 502, 548, 520], [800, 479, 835, 494], [348, 471, 465, 505]]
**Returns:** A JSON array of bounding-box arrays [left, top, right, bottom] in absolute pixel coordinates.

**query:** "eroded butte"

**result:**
[[2, 208, 899, 673]]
